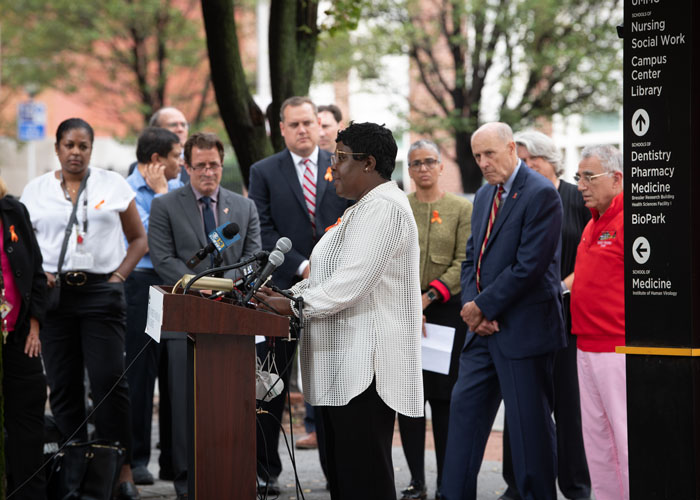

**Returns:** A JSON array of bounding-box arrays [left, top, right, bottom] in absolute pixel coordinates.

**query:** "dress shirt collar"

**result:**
[[290, 146, 320, 173], [500, 159, 522, 203], [190, 184, 220, 203]]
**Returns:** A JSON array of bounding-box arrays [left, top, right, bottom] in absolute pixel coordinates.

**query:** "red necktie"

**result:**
[[476, 184, 504, 292], [302, 159, 316, 231]]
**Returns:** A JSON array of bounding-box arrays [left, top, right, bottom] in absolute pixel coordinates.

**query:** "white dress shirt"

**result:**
[[21, 168, 135, 273], [290, 181, 424, 417]]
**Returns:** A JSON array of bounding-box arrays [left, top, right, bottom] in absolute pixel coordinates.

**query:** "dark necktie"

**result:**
[[476, 184, 504, 292], [201, 196, 216, 236], [201, 196, 216, 267]]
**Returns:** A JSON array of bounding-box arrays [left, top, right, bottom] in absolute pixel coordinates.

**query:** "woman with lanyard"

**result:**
[[257, 122, 424, 500], [21, 118, 147, 499], [398, 139, 472, 500], [0, 176, 47, 499]]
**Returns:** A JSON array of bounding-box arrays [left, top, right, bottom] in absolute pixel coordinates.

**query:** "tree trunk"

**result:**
[[267, 0, 319, 152], [455, 130, 482, 194], [201, 0, 273, 188]]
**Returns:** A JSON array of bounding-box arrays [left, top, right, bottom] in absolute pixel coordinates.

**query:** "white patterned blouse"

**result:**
[[289, 181, 424, 417]]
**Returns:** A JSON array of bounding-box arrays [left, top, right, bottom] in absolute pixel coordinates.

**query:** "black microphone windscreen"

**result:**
[[222, 223, 240, 238]]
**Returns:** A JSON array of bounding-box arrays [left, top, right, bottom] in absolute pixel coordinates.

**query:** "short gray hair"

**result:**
[[408, 139, 441, 163], [581, 144, 623, 174], [514, 130, 564, 178]]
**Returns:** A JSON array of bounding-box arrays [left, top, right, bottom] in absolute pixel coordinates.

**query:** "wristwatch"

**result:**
[[426, 289, 439, 303]]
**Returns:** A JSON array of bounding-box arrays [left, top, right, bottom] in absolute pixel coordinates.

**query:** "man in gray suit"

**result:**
[[149, 132, 261, 500]]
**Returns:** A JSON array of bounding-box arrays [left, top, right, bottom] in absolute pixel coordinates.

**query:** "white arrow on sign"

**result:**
[[632, 109, 650, 137], [633, 236, 650, 265]]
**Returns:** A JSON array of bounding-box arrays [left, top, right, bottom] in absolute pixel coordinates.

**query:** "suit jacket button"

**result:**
[[6, 246, 12, 253], [14, 270, 21, 277]]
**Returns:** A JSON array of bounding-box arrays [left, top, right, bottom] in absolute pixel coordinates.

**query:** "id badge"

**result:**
[[0, 300, 13, 319], [72, 251, 94, 270]]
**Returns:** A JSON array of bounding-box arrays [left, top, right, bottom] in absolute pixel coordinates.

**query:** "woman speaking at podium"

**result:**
[[258, 122, 423, 500]]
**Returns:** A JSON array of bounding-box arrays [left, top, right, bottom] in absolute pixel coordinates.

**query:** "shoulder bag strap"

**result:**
[[55, 170, 90, 282]]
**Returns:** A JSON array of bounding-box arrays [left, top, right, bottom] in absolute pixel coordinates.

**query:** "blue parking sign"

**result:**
[[17, 101, 46, 141]]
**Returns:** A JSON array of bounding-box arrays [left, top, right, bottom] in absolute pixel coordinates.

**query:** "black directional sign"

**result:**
[[623, 2, 700, 499], [624, 0, 692, 346]]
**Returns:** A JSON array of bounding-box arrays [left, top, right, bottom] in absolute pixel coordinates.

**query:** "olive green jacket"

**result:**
[[408, 192, 473, 301]]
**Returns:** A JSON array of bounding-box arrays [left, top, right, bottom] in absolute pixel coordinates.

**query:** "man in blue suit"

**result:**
[[442, 122, 566, 500], [248, 96, 351, 494]]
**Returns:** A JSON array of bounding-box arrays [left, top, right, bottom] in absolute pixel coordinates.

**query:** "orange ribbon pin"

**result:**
[[324, 167, 333, 182], [94, 200, 105, 209], [9, 225, 18, 242], [431, 210, 442, 224], [325, 218, 341, 232]]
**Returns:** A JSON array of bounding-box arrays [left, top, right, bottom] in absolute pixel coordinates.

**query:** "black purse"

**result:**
[[47, 440, 125, 500], [47, 171, 90, 311]]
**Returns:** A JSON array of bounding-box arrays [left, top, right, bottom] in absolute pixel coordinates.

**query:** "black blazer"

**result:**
[[248, 148, 352, 289], [0, 196, 47, 342]]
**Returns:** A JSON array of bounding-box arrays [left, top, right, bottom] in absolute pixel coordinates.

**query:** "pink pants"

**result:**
[[576, 349, 629, 500]]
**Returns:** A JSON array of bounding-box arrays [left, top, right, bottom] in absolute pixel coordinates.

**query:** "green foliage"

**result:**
[[315, 0, 622, 191], [0, 0, 211, 134]]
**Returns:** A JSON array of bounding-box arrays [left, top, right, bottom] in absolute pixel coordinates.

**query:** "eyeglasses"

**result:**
[[190, 162, 222, 172], [408, 158, 439, 170], [330, 151, 368, 165], [574, 172, 612, 184]]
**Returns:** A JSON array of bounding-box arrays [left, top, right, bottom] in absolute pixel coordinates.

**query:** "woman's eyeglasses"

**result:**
[[408, 158, 439, 170], [331, 151, 368, 165]]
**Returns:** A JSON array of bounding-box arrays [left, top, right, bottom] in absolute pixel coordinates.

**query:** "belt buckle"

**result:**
[[65, 271, 88, 286]]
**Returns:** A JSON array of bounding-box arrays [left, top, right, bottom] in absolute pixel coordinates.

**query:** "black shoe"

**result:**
[[257, 476, 281, 495], [114, 481, 141, 500], [131, 465, 154, 485], [401, 481, 427, 500]]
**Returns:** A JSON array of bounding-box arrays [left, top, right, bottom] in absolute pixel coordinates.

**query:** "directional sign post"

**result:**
[[17, 100, 46, 182], [623, 1, 700, 497]]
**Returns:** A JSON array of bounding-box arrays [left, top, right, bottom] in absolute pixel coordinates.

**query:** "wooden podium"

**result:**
[[152, 286, 289, 500]]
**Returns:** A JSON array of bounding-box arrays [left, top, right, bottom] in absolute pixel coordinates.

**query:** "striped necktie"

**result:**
[[302, 159, 316, 231], [476, 184, 504, 292]]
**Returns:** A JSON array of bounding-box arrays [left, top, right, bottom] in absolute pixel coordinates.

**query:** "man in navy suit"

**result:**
[[248, 96, 351, 493], [442, 122, 566, 500]]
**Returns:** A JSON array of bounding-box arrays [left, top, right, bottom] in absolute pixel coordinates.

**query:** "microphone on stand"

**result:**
[[243, 250, 285, 303], [186, 222, 240, 269]]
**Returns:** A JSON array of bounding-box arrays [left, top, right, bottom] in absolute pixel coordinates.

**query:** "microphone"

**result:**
[[275, 237, 292, 254], [186, 222, 240, 269], [242, 238, 292, 289], [243, 250, 285, 303]]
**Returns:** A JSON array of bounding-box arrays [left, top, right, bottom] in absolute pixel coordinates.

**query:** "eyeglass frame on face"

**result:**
[[330, 151, 369, 166], [408, 157, 440, 170], [189, 161, 222, 172], [574, 171, 613, 184]]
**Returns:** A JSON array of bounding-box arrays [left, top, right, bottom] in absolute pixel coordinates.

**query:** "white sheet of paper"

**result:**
[[145, 286, 164, 343], [421, 323, 456, 375], [255, 335, 266, 344]]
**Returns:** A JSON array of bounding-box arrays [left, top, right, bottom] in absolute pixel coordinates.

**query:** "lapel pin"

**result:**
[[324, 166, 333, 182], [223, 207, 229, 214], [512, 192, 518, 199]]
